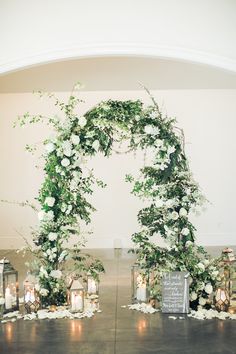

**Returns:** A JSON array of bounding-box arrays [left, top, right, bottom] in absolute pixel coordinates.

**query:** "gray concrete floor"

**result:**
[[0, 247, 236, 354]]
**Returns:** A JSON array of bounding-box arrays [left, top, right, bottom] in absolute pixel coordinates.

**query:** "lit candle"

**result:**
[[136, 275, 147, 302], [25, 291, 31, 302], [5, 287, 12, 310], [71, 293, 83, 312], [88, 279, 97, 294]]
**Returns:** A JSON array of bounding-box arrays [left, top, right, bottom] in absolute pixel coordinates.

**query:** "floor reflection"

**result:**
[[70, 320, 82, 340]]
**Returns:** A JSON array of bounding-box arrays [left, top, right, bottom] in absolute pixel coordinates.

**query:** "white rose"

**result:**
[[47, 210, 54, 221], [197, 263, 205, 272], [92, 140, 100, 151], [38, 210, 46, 221], [204, 259, 210, 266], [199, 297, 207, 306], [48, 232, 57, 241], [171, 211, 179, 220], [45, 197, 55, 207], [198, 282, 205, 291], [40, 288, 49, 296], [71, 134, 80, 145], [61, 158, 70, 167], [144, 125, 153, 134], [190, 292, 197, 301], [152, 126, 160, 135], [179, 208, 188, 217], [167, 146, 176, 155], [185, 241, 193, 248], [204, 283, 213, 295], [78, 116, 87, 128], [45, 142, 55, 154], [50, 270, 62, 279], [181, 228, 189, 236]]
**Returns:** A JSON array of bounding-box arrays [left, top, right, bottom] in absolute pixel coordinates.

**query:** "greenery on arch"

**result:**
[[16, 83, 219, 308]]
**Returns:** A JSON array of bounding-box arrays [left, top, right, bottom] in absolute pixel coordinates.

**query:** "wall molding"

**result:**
[[1, 42, 236, 75]]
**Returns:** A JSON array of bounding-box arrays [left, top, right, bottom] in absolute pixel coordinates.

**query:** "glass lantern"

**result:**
[[23, 273, 40, 313], [215, 288, 230, 312], [0, 258, 19, 313], [221, 247, 236, 311], [131, 263, 149, 304], [69, 278, 84, 313], [87, 273, 99, 296]]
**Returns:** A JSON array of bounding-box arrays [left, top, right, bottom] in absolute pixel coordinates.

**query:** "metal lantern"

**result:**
[[87, 273, 99, 296], [131, 263, 149, 304], [221, 247, 236, 312], [23, 273, 40, 313], [215, 288, 230, 312], [69, 278, 84, 313], [0, 258, 19, 313]]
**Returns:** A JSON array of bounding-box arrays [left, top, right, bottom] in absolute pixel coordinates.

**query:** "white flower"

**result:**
[[58, 250, 68, 262], [190, 292, 197, 301], [38, 210, 46, 221], [45, 197, 55, 207], [197, 263, 205, 272], [35, 284, 40, 291], [167, 146, 176, 155], [179, 208, 188, 217], [0, 297, 5, 305], [61, 158, 70, 167], [50, 270, 62, 279], [198, 282, 205, 291], [48, 232, 58, 241], [144, 125, 153, 134], [92, 140, 100, 151], [185, 241, 193, 248], [40, 288, 49, 296], [45, 142, 55, 154], [78, 116, 87, 128], [199, 297, 207, 306], [38, 210, 54, 222], [40, 267, 48, 278], [152, 127, 160, 135], [171, 211, 179, 220], [212, 270, 219, 278], [62, 141, 74, 157], [204, 259, 210, 266], [181, 228, 189, 236], [204, 283, 213, 295], [71, 134, 80, 145]]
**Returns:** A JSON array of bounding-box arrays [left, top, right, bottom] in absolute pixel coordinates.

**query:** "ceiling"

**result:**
[[0, 56, 236, 93]]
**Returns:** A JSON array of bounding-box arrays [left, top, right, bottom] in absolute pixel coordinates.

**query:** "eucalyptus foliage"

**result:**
[[16, 83, 218, 308]]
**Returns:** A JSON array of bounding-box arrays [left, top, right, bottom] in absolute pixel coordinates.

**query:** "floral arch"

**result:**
[[17, 84, 218, 308]]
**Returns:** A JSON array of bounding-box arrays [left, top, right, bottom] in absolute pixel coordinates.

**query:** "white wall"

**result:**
[[0, 89, 235, 248], [1, 0, 236, 73]]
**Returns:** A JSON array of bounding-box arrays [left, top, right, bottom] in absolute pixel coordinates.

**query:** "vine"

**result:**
[[14, 83, 218, 308]]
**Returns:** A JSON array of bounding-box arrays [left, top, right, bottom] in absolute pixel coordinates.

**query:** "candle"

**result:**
[[71, 293, 83, 312], [5, 287, 12, 310], [136, 282, 147, 302], [25, 291, 31, 302], [88, 279, 97, 294]]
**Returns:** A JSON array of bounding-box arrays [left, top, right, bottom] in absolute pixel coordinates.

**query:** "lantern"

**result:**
[[221, 247, 236, 312], [215, 288, 230, 312], [87, 273, 99, 296], [0, 258, 19, 313], [131, 263, 149, 304], [69, 278, 84, 313], [23, 273, 40, 313]]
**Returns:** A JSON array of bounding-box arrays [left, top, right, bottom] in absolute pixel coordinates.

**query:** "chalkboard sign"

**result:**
[[162, 271, 189, 313]]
